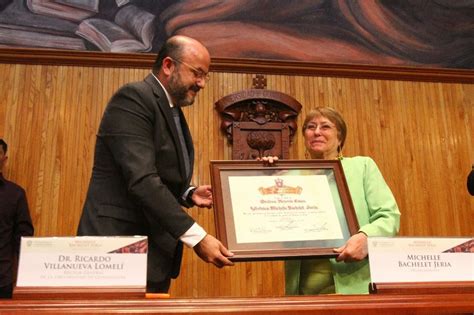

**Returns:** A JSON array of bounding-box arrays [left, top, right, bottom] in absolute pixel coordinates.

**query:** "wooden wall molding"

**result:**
[[1, 294, 474, 314], [0, 47, 472, 83]]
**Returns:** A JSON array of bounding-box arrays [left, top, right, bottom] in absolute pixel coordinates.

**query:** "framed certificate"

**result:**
[[210, 159, 359, 261]]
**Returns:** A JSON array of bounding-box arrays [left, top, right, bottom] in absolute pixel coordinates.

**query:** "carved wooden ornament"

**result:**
[[215, 88, 302, 160]]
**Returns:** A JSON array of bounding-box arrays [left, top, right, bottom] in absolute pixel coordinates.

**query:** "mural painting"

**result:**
[[0, 0, 472, 69]]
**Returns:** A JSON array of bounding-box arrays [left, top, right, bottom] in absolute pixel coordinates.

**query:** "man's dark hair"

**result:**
[[0, 139, 7, 153], [152, 38, 184, 73]]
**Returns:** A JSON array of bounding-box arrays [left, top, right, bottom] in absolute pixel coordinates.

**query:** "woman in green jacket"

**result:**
[[285, 107, 400, 294]]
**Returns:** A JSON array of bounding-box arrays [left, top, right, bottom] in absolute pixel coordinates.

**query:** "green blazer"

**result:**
[[286, 156, 401, 294]]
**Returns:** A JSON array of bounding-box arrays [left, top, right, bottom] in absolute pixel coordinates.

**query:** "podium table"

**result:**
[[1, 293, 473, 314]]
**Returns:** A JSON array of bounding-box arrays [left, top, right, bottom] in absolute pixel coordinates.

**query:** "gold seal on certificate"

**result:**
[[210, 160, 359, 261]]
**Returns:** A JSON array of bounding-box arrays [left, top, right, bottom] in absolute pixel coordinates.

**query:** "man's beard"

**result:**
[[168, 71, 200, 107]]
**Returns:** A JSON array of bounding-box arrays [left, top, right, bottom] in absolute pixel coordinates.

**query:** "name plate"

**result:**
[[16, 236, 147, 287], [368, 237, 473, 283]]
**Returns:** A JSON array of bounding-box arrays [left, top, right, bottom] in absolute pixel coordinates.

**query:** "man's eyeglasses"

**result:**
[[170, 58, 210, 82]]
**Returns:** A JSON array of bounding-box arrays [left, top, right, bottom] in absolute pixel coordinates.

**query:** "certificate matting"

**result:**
[[210, 160, 359, 261]]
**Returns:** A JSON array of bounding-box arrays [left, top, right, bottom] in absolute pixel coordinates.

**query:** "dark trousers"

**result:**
[[147, 279, 171, 293], [0, 283, 13, 299]]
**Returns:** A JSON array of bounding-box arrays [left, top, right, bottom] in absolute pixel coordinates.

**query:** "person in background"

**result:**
[[0, 139, 34, 298], [285, 107, 400, 294], [77, 35, 233, 294]]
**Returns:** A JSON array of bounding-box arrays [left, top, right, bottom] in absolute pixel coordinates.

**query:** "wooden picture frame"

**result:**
[[210, 159, 359, 261]]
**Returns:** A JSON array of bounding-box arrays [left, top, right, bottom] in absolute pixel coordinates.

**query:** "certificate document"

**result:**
[[211, 159, 359, 260], [229, 174, 344, 244]]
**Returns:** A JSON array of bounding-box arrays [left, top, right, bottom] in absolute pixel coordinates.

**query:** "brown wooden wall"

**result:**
[[0, 63, 472, 298]]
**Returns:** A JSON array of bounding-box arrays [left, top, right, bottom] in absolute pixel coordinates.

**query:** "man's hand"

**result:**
[[192, 185, 212, 208], [193, 234, 234, 268], [333, 232, 368, 263]]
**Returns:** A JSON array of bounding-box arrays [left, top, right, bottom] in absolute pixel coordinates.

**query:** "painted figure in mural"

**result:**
[[160, 0, 473, 68], [281, 107, 400, 294], [0, 139, 34, 299], [77, 35, 234, 293], [0, 0, 472, 68]]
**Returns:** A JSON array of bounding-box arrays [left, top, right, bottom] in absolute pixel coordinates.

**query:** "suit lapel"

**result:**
[[177, 107, 194, 183], [144, 74, 190, 185]]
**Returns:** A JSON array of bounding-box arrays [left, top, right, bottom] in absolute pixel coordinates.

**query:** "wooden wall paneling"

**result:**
[[0, 63, 473, 299], [291, 76, 304, 159], [61, 66, 74, 233], [27, 65, 57, 236], [413, 81, 438, 235], [0, 64, 12, 136], [375, 80, 406, 234], [2, 65, 18, 198], [422, 82, 449, 236], [340, 78, 358, 157]]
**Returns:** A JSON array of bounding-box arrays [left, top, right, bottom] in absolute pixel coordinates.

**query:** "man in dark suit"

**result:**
[[0, 139, 34, 298], [77, 35, 233, 293]]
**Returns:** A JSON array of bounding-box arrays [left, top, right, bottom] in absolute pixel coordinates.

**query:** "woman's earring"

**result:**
[[337, 145, 344, 160], [304, 150, 310, 159]]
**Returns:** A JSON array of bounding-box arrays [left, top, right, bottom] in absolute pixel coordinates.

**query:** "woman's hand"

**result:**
[[333, 232, 368, 263], [257, 156, 279, 164]]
